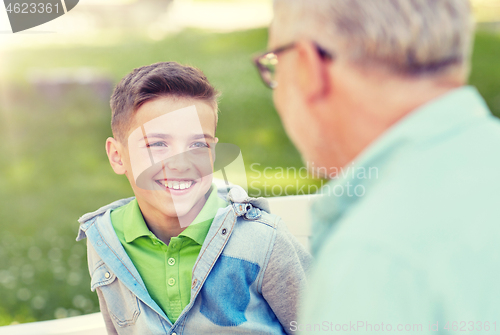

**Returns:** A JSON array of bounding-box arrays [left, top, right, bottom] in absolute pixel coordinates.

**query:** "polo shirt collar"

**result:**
[[179, 185, 228, 245], [123, 184, 228, 245], [123, 200, 152, 243]]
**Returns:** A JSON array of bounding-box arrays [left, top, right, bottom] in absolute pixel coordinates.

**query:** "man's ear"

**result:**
[[294, 39, 330, 102], [106, 137, 126, 175]]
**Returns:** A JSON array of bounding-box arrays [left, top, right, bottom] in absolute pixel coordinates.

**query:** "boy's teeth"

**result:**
[[162, 180, 193, 190]]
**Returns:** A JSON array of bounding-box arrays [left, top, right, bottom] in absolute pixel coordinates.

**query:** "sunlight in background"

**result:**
[[0, 0, 274, 51], [0, 0, 499, 52], [473, 0, 500, 21], [152, 0, 273, 37]]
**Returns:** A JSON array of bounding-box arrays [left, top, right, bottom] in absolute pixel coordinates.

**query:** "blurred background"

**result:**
[[0, 0, 499, 326]]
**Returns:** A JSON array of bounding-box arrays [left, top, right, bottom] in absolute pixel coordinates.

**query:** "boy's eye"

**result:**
[[147, 141, 167, 148], [191, 142, 209, 148]]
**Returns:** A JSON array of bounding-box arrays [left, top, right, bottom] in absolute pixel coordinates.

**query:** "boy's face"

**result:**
[[116, 96, 218, 227]]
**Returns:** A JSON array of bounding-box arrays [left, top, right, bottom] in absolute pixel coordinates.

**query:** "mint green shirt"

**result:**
[[111, 185, 228, 323], [301, 87, 500, 333]]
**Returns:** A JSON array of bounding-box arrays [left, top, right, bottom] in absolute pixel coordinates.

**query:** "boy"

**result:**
[[77, 62, 311, 334]]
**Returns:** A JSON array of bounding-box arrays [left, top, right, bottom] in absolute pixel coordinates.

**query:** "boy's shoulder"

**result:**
[[78, 197, 135, 225], [223, 185, 278, 226], [76, 197, 135, 242], [222, 186, 292, 241]]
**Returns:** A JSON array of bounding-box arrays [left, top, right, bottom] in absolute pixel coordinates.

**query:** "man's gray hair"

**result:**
[[273, 0, 474, 76]]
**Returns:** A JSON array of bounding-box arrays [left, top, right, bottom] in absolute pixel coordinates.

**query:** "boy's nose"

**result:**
[[164, 151, 191, 172]]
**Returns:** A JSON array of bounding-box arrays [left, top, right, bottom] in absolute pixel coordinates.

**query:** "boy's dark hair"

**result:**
[[110, 62, 219, 143]]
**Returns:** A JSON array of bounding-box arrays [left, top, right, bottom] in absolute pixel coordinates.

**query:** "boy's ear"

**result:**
[[106, 137, 126, 175]]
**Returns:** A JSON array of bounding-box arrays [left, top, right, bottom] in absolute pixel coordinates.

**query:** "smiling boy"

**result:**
[[77, 62, 311, 334], [109, 98, 219, 240]]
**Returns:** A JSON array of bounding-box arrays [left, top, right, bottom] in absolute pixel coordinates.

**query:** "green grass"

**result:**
[[469, 30, 500, 116], [0, 27, 499, 325]]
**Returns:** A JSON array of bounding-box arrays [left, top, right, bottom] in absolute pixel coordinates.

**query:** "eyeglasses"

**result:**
[[253, 42, 334, 89]]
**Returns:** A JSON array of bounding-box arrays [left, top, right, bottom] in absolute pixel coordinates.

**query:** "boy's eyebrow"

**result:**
[[141, 133, 172, 140], [192, 134, 215, 141], [140, 133, 215, 141]]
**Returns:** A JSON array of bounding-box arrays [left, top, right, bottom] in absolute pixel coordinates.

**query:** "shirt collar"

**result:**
[[123, 199, 153, 243], [179, 185, 228, 245], [124, 184, 228, 245]]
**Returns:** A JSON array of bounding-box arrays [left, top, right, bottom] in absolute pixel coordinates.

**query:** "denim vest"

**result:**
[[77, 186, 288, 335]]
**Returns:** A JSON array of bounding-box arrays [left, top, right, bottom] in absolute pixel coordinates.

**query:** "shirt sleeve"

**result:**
[[97, 288, 119, 335], [262, 218, 313, 334]]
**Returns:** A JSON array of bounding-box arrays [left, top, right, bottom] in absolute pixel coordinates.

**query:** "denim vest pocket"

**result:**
[[91, 262, 141, 328]]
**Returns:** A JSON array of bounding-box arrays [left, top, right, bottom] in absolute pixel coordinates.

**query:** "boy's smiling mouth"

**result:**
[[155, 179, 196, 190]]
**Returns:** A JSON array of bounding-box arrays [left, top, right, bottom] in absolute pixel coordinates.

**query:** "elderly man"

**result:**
[[254, 0, 500, 333]]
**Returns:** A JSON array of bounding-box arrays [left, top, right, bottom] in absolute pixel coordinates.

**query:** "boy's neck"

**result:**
[[137, 194, 209, 245]]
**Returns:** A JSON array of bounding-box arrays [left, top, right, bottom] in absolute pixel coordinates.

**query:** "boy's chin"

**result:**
[[160, 201, 201, 219]]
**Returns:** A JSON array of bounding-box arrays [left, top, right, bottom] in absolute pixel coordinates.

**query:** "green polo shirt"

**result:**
[[110, 185, 228, 323]]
